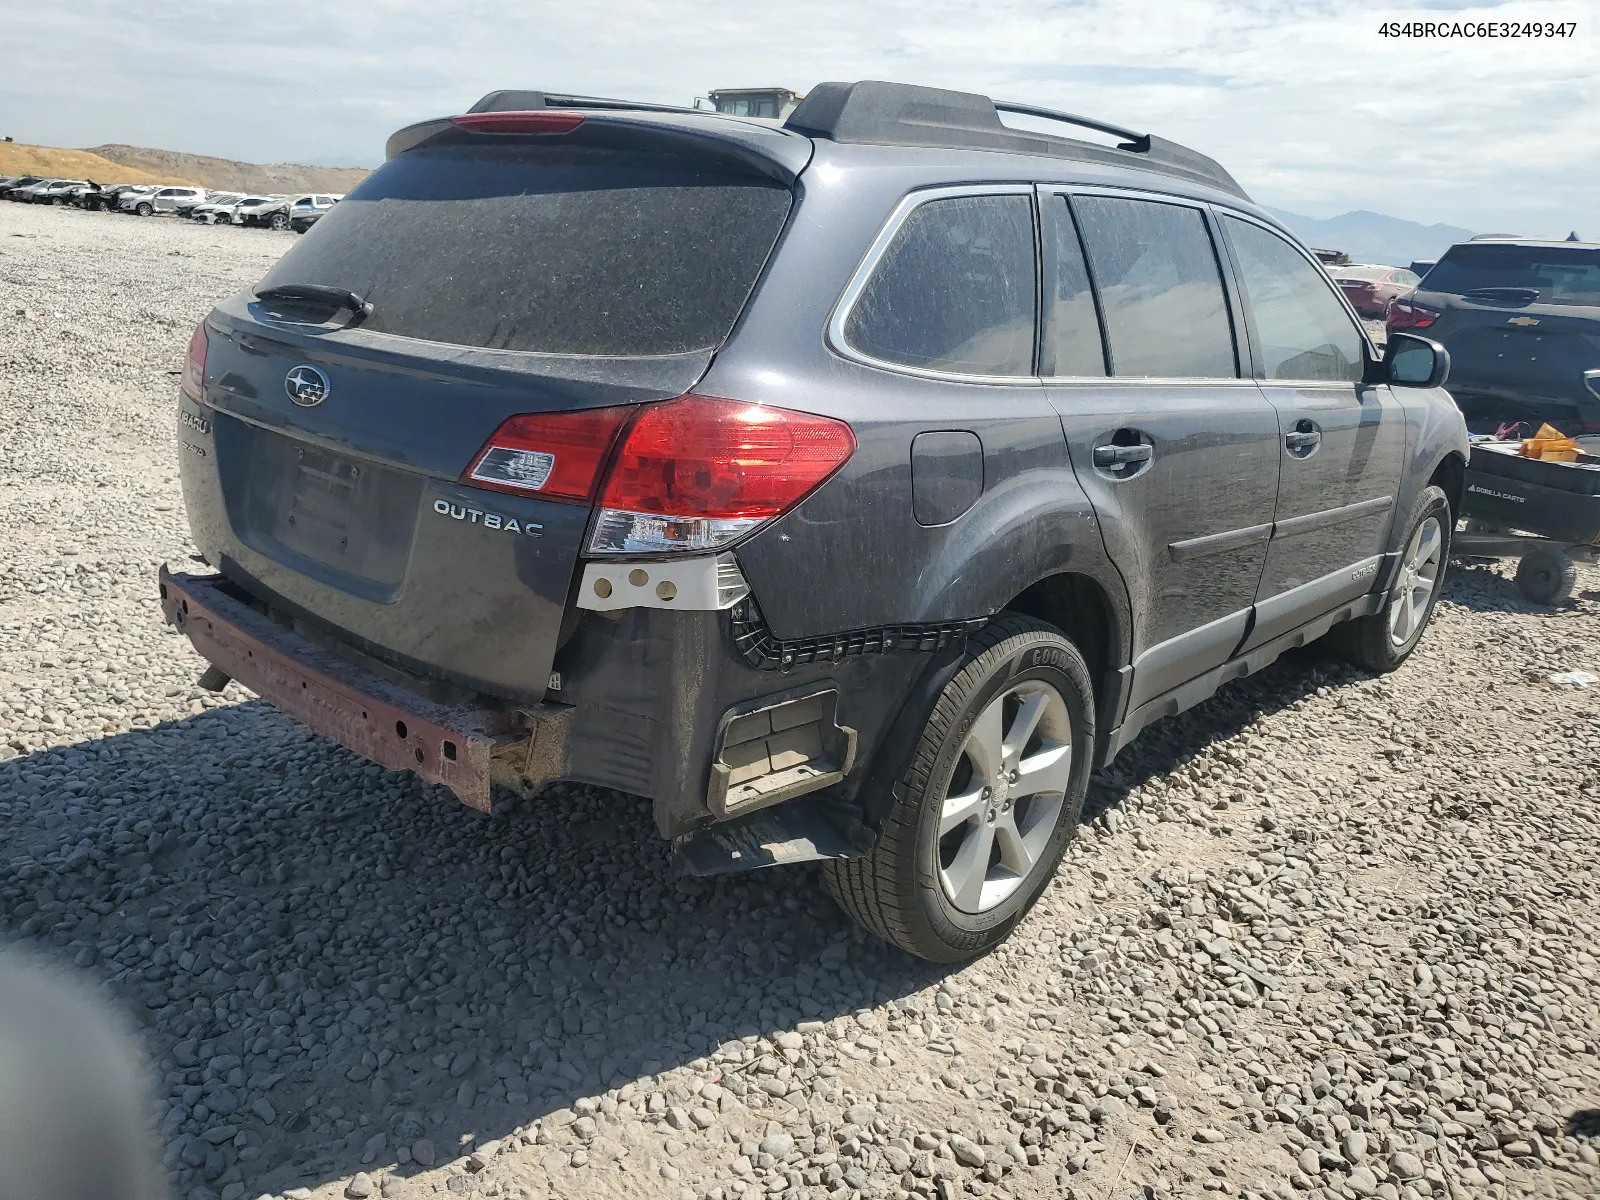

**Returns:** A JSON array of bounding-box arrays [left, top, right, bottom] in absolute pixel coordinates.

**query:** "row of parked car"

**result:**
[[0, 176, 340, 232]]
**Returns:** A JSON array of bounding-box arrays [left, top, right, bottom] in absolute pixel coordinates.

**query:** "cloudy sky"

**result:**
[[1, 0, 1594, 234]]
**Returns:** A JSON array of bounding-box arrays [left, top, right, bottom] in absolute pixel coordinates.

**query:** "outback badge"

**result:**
[[433, 498, 542, 537]]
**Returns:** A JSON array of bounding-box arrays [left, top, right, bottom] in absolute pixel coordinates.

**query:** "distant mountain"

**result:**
[[85, 144, 368, 196], [1264, 207, 1477, 268]]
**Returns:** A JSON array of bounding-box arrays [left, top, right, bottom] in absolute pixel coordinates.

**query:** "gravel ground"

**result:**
[[2, 200, 1598, 1200]]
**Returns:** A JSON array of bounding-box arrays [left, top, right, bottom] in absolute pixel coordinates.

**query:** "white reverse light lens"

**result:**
[[588, 508, 764, 555]]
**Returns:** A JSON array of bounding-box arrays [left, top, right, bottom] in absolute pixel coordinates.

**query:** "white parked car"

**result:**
[[120, 186, 207, 216], [188, 193, 247, 224]]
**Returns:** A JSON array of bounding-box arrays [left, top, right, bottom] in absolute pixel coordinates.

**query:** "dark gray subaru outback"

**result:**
[[162, 82, 1467, 961]]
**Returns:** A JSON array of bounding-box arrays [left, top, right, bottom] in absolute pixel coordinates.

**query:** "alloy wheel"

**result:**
[[1388, 515, 1443, 647], [937, 680, 1072, 914]]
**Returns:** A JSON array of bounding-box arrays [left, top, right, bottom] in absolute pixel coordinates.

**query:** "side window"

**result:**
[[1041, 197, 1107, 376], [1223, 217, 1364, 383], [843, 193, 1037, 377], [1072, 195, 1237, 378]]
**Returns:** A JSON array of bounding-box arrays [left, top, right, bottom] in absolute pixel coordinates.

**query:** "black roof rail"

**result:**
[[783, 81, 1248, 201], [467, 90, 700, 116]]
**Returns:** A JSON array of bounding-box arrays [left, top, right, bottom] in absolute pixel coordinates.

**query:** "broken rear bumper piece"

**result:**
[[157, 568, 571, 812]]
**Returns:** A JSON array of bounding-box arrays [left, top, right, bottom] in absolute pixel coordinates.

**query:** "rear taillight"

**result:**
[[590, 394, 856, 555], [464, 407, 633, 502], [1386, 299, 1439, 331], [181, 322, 207, 401], [449, 111, 585, 135], [460, 394, 856, 555]]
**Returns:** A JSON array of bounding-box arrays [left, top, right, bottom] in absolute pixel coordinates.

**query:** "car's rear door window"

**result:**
[[1072, 195, 1237, 378], [1222, 216, 1364, 383], [1423, 243, 1600, 305], [842, 193, 1037, 377], [257, 145, 794, 356], [1041, 197, 1108, 377]]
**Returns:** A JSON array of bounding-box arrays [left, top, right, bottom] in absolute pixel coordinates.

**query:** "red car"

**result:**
[[1330, 265, 1422, 317]]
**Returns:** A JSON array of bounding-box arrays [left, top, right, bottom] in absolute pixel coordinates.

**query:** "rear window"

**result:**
[[257, 145, 794, 356], [842, 193, 1037, 377], [1423, 243, 1600, 306]]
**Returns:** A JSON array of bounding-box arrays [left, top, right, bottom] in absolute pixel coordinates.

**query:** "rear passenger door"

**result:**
[[1039, 189, 1282, 716], [1216, 214, 1407, 651]]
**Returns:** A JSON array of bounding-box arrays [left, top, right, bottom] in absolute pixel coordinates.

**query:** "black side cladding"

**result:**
[[785, 80, 1249, 200]]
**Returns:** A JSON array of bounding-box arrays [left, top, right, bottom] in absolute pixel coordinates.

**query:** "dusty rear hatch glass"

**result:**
[[185, 140, 794, 700]]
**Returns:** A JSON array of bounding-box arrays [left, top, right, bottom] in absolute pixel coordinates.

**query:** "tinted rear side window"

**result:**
[[843, 194, 1037, 377], [1423, 243, 1600, 306], [256, 146, 793, 356], [1073, 196, 1236, 378]]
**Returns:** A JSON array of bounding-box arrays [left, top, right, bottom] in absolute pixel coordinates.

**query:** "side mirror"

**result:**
[[1384, 332, 1450, 389]]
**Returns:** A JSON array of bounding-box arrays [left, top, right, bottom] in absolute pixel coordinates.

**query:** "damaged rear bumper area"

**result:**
[[157, 568, 569, 812]]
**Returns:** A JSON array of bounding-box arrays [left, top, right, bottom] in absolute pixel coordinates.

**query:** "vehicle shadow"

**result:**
[[0, 702, 951, 1199], [1083, 642, 1350, 824], [1444, 558, 1576, 615]]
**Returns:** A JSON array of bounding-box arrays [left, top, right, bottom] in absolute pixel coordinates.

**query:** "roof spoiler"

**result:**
[[783, 81, 1249, 201], [385, 92, 813, 184]]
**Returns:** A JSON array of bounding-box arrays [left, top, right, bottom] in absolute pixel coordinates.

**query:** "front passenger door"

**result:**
[[1218, 214, 1408, 651]]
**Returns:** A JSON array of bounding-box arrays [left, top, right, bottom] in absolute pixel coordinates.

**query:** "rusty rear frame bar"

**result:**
[[157, 567, 566, 811]]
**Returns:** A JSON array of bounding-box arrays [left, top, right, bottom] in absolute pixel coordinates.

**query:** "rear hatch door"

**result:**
[[1418, 242, 1600, 423], [191, 125, 801, 699]]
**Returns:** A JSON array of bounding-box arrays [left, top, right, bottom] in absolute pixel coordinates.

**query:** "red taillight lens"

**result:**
[[1386, 299, 1438, 331], [449, 111, 585, 135], [464, 407, 633, 501], [589, 395, 856, 555], [462, 395, 856, 555], [181, 322, 207, 401], [599, 395, 855, 518]]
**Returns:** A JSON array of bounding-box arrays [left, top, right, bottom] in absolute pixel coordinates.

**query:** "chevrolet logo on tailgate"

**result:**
[[1507, 316, 1539, 326]]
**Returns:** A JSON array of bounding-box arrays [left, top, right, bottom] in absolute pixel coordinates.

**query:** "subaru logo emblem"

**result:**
[[285, 364, 330, 407]]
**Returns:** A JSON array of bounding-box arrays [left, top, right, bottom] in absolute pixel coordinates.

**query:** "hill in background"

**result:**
[[88, 144, 369, 195], [1264, 207, 1476, 267], [0, 143, 200, 186], [1, 141, 370, 195]]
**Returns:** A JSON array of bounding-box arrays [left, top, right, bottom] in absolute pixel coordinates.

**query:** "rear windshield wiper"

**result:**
[[254, 284, 375, 319]]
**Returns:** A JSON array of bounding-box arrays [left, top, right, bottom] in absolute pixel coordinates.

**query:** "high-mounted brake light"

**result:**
[[181, 322, 207, 402], [589, 395, 856, 555], [449, 111, 586, 135], [1386, 299, 1439, 332], [464, 407, 633, 501]]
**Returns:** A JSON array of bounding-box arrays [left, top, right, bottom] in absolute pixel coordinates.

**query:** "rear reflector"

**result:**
[[464, 407, 632, 501], [449, 111, 585, 135], [181, 322, 207, 402], [589, 394, 855, 554]]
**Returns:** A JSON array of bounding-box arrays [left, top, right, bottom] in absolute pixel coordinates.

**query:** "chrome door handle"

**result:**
[[1093, 443, 1153, 468], [1284, 430, 1321, 450]]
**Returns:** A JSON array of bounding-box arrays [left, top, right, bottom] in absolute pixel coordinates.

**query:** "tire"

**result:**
[[135, 202, 153, 217], [1331, 484, 1450, 672], [1515, 548, 1576, 606], [268, 212, 289, 231], [822, 614, 1095, 963]]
